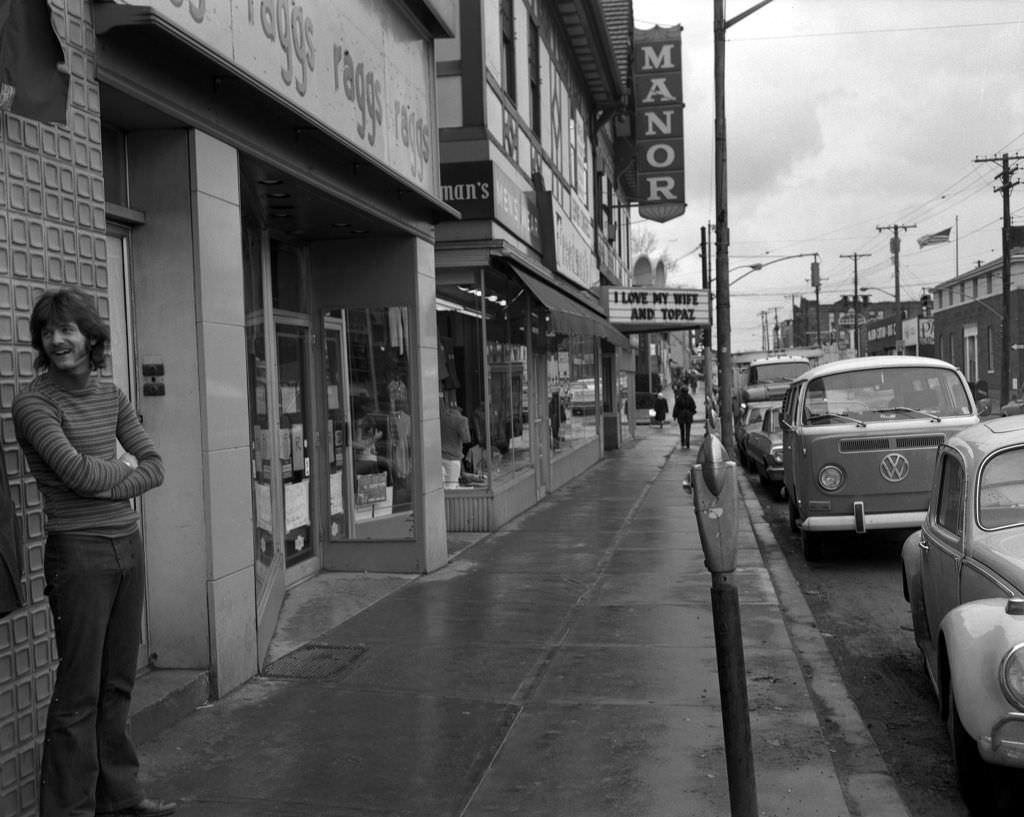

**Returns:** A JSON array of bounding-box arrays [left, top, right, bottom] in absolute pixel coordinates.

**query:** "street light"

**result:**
[[728, 253, 819, 287]]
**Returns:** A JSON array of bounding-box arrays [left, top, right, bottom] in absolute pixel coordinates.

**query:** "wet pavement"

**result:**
[[134, 424, 909, 817]]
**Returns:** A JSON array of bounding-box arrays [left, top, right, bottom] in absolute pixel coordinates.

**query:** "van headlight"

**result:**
[[818, 465, 845, 492], [1000, 644, 1024, 709]]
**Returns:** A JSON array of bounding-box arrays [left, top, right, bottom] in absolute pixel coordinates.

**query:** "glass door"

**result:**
[[276, 316, 319, 585], [323, 317, 350, 541], [106, 222, 150, 673]]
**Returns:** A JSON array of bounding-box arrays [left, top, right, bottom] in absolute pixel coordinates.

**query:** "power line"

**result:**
[[731, 20, 1024, 42]]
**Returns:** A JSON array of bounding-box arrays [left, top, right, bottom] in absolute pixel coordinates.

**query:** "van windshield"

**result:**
[[750, 360, 809, 383], [802, 366, 973, 424]]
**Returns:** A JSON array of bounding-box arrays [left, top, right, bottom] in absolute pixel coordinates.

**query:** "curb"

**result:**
[[739, 478, 913, 817]]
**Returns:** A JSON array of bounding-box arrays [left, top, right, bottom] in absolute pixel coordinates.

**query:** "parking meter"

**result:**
[[688, 433, 739, 574], [682, 431, 757, 817]]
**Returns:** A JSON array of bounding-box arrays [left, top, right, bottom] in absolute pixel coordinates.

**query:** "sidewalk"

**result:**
[[132, 424, 909, 817]]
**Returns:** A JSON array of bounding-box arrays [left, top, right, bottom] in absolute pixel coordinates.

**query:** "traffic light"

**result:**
[[920, 292, 932, 315], [810, 260, 820, 288]]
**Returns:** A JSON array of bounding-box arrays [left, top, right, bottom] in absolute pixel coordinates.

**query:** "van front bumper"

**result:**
[[801, 509, 925, 533]]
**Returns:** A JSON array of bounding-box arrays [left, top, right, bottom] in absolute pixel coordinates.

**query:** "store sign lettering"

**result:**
[[632, 25, 686, 223], [332, 47, 382, 144], [250, 0, 316, 96], [120, 0, 438, 195], [168, 0, 205, 22]]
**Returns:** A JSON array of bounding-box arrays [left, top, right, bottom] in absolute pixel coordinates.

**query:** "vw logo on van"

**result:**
[[880, 452, 910, 482]]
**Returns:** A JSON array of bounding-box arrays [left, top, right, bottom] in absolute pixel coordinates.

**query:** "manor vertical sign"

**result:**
[[634, 25, 686, 223]]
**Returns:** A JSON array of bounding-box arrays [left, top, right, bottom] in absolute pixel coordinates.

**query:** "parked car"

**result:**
[[745, 405, 785, 499], [901, 414, 1024, 816], [782, 355, 979, 561], [735, 399, 780, 471]]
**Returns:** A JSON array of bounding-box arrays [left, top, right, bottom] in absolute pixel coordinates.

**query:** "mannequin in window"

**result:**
[[441, 399, 471, 488]]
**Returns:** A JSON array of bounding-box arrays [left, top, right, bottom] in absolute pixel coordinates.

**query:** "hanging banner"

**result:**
[[633, 25, 685, 223]]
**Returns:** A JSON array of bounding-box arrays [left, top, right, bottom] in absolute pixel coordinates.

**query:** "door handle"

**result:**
[[918, 532, 930, 552]]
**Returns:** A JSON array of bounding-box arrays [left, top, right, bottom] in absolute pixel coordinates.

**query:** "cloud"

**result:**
[[635, 1, 1024, 350]]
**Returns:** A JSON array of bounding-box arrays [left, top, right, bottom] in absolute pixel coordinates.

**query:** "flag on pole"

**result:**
[[917, 227, 951, 248], [0, 0, 69, 124]]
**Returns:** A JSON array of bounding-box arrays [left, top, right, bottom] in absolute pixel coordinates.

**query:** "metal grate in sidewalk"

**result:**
[[262, 643, 367, 680]]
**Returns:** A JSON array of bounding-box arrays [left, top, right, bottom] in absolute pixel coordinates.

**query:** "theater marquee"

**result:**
[[599, 287, 709, 332]]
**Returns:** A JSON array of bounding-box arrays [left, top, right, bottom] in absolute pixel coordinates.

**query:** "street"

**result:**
[[743, 471, 970, 817]]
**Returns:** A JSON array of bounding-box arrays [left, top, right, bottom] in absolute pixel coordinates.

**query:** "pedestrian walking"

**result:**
[[673, 384, 697, 447], [653, 391, 669, 429], [12, 288, 174, 817]]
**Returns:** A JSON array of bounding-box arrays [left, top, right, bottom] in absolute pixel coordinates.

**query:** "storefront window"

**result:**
[[345, 308, 414, 529], [436, 274, 534, 488], [548, 334, 598, 452]]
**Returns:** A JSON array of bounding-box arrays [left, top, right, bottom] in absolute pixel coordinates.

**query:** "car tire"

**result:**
[[947, 681, 1021, 816], [801, 528, 824, 562]]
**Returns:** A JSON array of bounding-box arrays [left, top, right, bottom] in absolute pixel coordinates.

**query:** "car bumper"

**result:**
[[980, 713, 1024, 768], [801, 509, 925, 532]]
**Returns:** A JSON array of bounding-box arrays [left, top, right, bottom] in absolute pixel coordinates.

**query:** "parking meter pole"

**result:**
[[711, 572, 757, 817], [686, 434, 758, 817]]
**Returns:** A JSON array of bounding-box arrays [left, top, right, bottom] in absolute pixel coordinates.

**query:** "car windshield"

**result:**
[[802, 366, 973, 424], [978, 446, 1024, 529]]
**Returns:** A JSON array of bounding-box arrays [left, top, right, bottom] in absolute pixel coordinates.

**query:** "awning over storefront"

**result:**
[[516, 272, 630, 347], [435, 239, 630, 348]]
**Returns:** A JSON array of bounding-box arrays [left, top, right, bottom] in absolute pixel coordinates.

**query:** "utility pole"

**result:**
[[875, 224, 915, 354], [714, 0, 775, 459], [810, 255, 822, 346], [974, 152, 1023, 408], [840, 252, 871, 356], [700, 225, 714, 405]]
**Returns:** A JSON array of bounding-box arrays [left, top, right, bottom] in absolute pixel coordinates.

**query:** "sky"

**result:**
[[631, 0, 1024, 353]]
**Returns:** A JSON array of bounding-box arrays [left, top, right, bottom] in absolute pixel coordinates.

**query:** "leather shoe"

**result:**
[[98, 798, 177, 817]]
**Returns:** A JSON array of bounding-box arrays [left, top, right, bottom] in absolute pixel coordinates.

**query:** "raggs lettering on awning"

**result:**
[[633, 25, 685, 223]]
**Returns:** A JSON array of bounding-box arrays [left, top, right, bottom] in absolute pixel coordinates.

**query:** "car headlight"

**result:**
[[999, 643, 1024, 710], [770, 446, 784, 465], [818, 464, 845, 492]]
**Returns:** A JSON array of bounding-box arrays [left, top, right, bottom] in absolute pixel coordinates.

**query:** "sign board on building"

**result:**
[[440, 160, 598, 289], [113, 0, 440, 197], [633, 26, 685, 223], [599, 287, 709, 331]]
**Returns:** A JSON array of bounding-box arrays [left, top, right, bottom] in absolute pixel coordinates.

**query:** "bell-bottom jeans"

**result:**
[[40, 531, 145, 817]]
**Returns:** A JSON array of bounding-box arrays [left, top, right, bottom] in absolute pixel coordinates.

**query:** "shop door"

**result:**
[[105, 223, 150, 672], [245, 229, 322, 660], [275, 315, 320, 586], [322, 317, 351, 541]]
